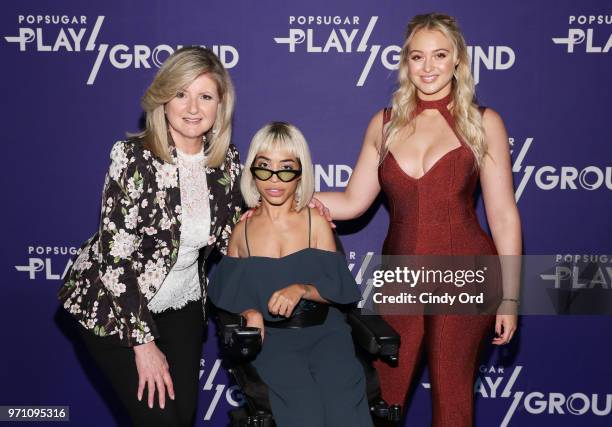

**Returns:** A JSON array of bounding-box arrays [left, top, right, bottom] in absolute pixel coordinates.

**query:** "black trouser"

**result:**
[[80, 300, 204, 427]]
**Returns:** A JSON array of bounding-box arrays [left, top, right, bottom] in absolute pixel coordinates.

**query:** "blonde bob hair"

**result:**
[[241, 122, 315, 212], [133, 46, 235, 166], [384, 13, 486, 167]]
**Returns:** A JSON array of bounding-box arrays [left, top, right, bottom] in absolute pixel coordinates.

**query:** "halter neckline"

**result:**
[[416, 92, 453, 112]]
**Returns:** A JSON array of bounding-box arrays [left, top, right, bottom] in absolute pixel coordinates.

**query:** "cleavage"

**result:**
[[389, 110, 461, 179]]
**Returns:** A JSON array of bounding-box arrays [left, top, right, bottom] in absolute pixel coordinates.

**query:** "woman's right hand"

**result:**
[[133, 341, 175, 409], [239, 208, 257, 222], [242, 309, 265, 341]]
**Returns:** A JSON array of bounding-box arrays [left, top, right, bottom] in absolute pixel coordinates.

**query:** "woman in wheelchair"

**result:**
[[209, 122, 373, 427]]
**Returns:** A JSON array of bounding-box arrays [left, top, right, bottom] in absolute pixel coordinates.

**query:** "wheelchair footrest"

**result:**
[[230, 408, 274, 427], [370, 400, 402, 422]]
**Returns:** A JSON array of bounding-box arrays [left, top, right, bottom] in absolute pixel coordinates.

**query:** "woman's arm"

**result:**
[[480, 108, 522, 258], [97, 141, 159, 346], [315, 110, 385, 220], [221, 221, 266, 339], [241, 308, 265, 340], [479, 108, 522, 345], [98, 141, 176, 407], [268, 210, 333, 316], [298, 210, 337, 303]]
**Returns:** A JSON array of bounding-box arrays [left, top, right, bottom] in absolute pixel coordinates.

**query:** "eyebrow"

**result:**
[[255, 156, 297, 163], [409, 48, 451, 54], [178, 88, 216, 95]]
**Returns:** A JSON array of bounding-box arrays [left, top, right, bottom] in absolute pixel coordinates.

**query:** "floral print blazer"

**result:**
[[59, 138, 242, 346]]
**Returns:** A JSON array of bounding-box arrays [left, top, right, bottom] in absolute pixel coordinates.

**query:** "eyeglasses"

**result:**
[[250, 167, 302, 182]]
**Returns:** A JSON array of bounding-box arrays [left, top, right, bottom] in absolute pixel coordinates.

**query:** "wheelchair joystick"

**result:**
[[222, 324, 262, 361]]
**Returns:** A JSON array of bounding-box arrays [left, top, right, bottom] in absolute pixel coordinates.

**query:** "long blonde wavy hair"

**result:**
[[132, 46, 235, 167], [383, 13, 486, 167]]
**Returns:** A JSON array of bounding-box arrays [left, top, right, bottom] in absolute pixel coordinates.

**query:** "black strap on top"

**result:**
[[244, 208, 312, 257], [244, 217, 251, 257], [307, 208, 312, 249]]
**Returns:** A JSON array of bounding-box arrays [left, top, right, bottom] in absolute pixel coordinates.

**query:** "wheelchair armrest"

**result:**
[[211, 306, 262, 361], [347, 307, 400, 361], [214, 306, 246, 329]]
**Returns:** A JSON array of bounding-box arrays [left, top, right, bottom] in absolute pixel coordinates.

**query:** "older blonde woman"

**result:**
[[59, 46, 242, 427], [209, 122, 373, 427]]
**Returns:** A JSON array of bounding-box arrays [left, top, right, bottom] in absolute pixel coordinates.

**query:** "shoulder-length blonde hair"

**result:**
[[132, 46, 235, 167], [384, 13, 486, 167], [241, 122, 315, 212]]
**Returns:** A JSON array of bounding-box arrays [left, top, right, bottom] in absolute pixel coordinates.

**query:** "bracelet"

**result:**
[[502, 298, 520, 305]]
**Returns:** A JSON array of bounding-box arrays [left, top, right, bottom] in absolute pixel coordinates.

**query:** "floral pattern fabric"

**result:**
[[58, 138, 242, 346]]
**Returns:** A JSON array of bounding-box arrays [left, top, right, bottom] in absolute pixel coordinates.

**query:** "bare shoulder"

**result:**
[[365, 108, 387, 150], [367, 108, 386, 133], [482, 107, 506, 132], [228, 220, 246, 257], [308, 208, 336, 251], [370, 108, 386, 124], [309, 207, 331, 230]]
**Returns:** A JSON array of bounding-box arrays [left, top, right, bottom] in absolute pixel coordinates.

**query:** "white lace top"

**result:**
[[148, 146, 210, 313]]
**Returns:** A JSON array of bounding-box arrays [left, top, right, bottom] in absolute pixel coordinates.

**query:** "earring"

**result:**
[[212, 128, 218, 135], [294, 190, 301, 210]]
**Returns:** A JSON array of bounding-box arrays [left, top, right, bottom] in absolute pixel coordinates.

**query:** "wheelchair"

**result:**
[[213, 306, 402, 426]]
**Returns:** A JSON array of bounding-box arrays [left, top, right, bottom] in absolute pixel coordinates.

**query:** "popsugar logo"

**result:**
[[3, 14, 239, 85], [14, 245, 77, 280], [273, 15, 515, 86], [421, 365, 611, 426], [552, 15, 612, 53], [511, 137, 612, 201], [540, 254, 611, 290]]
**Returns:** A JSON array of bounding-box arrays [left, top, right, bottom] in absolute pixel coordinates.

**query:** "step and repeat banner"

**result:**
[[1, 0, 610, 426]]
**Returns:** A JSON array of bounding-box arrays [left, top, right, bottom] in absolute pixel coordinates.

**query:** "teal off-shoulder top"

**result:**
[[208, 248, 361, 323]]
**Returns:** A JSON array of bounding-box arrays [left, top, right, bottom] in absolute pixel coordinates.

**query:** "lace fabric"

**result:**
[[149, 146, 211, 313]]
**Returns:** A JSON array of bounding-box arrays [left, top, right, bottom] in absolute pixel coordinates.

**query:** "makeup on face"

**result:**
[[407, 29, 457, 99], [252, 150, 302, 205], [165, 73, 220, 151]]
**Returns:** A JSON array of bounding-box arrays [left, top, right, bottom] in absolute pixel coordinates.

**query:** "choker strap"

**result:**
[[415, 92, 465, 146], [416, 92, 454, 113]]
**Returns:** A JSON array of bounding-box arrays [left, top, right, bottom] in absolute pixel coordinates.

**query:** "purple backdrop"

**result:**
[[1, 0, 610, 425]]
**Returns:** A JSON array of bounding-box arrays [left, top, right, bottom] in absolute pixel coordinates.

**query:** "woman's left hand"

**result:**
[[268, 284, 307, 317], [308, 198, 335, 228], [492, 313, 517, 345]]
